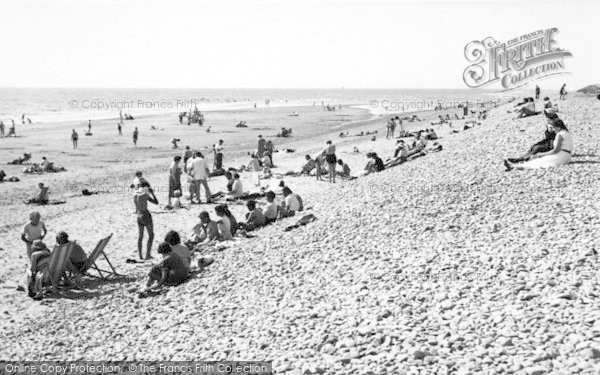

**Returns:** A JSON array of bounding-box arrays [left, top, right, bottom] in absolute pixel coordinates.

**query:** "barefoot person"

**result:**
[[167, 156, 182, 206], [323, 140, 337, 183], [504, 118, 573, 170], [134, 182, 158, 259]]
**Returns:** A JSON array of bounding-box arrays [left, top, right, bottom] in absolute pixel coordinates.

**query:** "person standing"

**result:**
[[323, 140, 337, 183], [21, 211, 47, 260], [168, 156, 182, 206], [119, 110, 124, 126], [535, 85, 540, 100], [88, 119, 92, 134], [134, 182, 158, 260], [188, 152, 212, 204], [117, 122, 122, 135], [0, 121, 4, 137], [133, 127, 139, 147], [265, 140, 274, 165], [559, 84, 567, 100], [257, 135, 266, 157], [213, 139, 224, 170], [71, 129, 78, 149], [183, 146, 193, 173]]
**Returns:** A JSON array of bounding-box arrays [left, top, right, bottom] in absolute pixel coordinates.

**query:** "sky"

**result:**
[[0, 0, 598, 90]]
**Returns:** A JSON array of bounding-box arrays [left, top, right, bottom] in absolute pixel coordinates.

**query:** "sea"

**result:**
[[0, 88, 522, 124]]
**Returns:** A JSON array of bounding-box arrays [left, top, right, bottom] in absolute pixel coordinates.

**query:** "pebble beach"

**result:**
[[1, 94, 600, 374]]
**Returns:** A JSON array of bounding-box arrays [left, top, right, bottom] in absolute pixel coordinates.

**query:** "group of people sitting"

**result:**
[[22, 157, 66, 174]]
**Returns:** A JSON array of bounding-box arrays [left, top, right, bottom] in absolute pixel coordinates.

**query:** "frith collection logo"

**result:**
[[463, 27, 572, 90]]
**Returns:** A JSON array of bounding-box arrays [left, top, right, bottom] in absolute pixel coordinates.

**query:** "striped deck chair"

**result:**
[[80, 234, 119, 279], [34, 242, 74, 295]]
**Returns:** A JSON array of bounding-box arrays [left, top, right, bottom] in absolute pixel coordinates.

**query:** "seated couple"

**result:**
[[504, 116, 573, 171], [25, 231, 88, 299], [514, 97, 538, 119], [354, 152, 384, 177], [185, 206, 237, 251]]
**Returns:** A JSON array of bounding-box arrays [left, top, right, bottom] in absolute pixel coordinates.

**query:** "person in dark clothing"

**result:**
[[506, 114, 558, 164]]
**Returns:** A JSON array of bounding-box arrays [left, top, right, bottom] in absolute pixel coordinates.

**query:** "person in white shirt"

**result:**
[[228, 173, 244, 199], [282, 187, 301, 214], [187, 152, 212, 204], [213, 140, 225, 170], [264, 191, 279, 223]]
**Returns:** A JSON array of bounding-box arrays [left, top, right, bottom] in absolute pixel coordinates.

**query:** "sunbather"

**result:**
[[25, 183, 49, 205], [506, 114, 557, 163], [282, 187, 303, 216], [164, 230, 191, 271], [263, 191, 280, 223], [142, 242, 189, 293], [25, 240, 51, 299], [8, 153, 31, 165], [238, 200, 266, 231], [214, 205, 234, 241], [364, 152, 385, 174], [134, 182, 158, 260], [55, 231, 88, 274], [186, 211, 219, 249], [336, 159, 351, 178]]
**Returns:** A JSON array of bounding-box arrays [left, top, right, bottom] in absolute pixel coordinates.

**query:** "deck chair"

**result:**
[[80, 234, 119, 279], [35, 242, 74, 295]]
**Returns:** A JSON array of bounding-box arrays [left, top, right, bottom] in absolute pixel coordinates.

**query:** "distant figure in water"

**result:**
[[21, 114, 25, 124], [71, 129, 78, 149], [0, 121, 5, 137], [88, 120, 92, 134], [118, 122, 122, 135], [119, 110, 124, 125], [133, 127, 139, 147]]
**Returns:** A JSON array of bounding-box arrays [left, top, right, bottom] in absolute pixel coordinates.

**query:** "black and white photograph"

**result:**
[[1, 0, 600, 374]]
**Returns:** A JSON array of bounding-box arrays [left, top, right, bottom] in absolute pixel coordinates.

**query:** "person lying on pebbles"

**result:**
[[504, 118, 573, 171], [506, 113, 558, 164]]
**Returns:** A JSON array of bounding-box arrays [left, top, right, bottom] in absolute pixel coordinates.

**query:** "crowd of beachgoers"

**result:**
[[3, 87, 600, 373], [1, 86, 584, 302]]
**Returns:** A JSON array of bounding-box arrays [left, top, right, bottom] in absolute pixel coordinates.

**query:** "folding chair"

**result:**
[[80, 234, 120, 279], [35, 242, 74, 295]]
